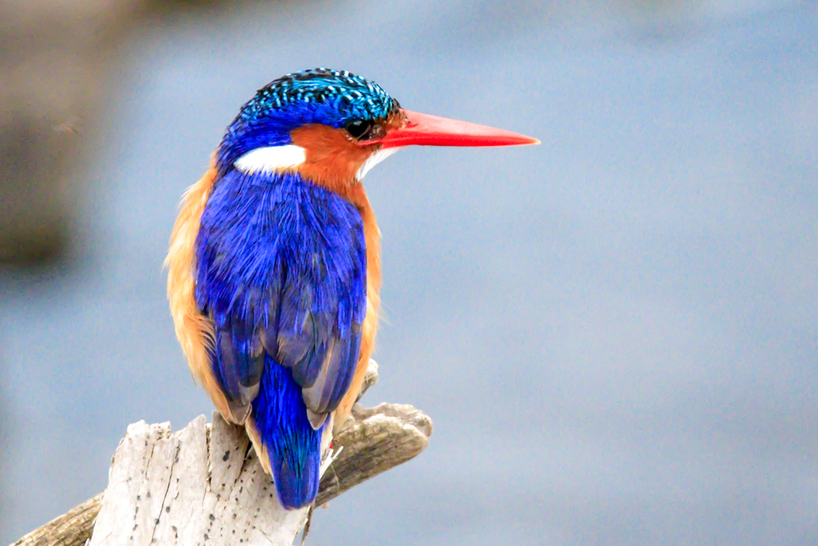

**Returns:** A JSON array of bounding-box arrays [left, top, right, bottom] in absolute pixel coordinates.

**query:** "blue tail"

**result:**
[[252, 356, 325, 509]]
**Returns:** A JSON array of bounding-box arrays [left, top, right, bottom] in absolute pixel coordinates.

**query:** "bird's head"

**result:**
[[217, 68, 537, 188]]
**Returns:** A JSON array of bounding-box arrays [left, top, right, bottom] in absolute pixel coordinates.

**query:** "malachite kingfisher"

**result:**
[[166, 68, 538, 510]]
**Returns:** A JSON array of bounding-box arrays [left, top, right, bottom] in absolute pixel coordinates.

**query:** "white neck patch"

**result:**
[[356, 147, 401, 181], [234, 145, 306, 174]]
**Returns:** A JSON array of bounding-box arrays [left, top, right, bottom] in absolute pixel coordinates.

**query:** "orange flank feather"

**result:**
[[165, 161, 234, 423], [332, 189, 382, 431]]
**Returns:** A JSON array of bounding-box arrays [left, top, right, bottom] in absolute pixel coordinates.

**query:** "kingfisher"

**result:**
[[166, 68, 537, 510]]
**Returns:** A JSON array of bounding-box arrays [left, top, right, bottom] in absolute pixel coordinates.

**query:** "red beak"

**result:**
[[365, 109, 539, 149]]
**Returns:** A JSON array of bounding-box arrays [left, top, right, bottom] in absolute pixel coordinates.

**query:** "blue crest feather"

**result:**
[[217, 68, 399, 174]]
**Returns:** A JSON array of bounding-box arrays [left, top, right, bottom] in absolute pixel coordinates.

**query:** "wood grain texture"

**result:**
[[10, 361, 431, 546], [10, 493, 103, 546], [318, 402, 433, 506]]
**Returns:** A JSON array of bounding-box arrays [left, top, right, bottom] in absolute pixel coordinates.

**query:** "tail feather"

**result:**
[[252, 356, 325, 509]]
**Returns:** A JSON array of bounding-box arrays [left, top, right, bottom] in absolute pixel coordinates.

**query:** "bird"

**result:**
[[166, 68, 537, 510]]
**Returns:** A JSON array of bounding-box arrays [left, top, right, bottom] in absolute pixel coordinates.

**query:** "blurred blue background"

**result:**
[[2, 0, 817, 544]]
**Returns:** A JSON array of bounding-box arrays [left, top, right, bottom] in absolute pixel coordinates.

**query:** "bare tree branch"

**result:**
[[10, 361, 431, 546]]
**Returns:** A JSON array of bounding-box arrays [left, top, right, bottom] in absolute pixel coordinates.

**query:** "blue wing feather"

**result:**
[[194, 168, 365, 507], [253, 358, 323, 509], [195, 169, 365, 414]]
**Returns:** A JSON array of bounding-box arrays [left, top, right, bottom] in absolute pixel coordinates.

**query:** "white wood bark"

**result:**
[[89, 413, 318, 546], [74, 360, 432, 546]]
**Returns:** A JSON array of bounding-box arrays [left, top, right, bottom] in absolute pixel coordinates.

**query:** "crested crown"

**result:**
[[218, 68, 400, 172]]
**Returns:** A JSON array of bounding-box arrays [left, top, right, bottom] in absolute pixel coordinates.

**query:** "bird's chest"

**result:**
[[193, 170, 367, 327]]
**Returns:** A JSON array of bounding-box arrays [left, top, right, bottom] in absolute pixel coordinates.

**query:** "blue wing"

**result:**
[[194, 169, 367, 426]]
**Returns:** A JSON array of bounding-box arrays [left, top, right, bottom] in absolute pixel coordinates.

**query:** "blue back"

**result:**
[[195, 168, 367, 508]]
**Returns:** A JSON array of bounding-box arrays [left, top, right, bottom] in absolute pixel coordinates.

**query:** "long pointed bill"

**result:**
[[365, 109, 540, 149]]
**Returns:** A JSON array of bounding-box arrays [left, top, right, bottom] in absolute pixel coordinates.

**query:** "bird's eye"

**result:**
[[345, 119, 374, 140]]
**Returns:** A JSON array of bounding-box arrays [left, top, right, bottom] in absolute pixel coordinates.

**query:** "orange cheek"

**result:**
[[290, 124, 372, 193]]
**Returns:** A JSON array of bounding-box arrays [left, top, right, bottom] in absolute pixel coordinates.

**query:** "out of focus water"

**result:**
[[2, 1, 817, 544]]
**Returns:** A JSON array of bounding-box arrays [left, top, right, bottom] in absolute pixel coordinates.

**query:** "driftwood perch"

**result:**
[[12, 360, 432, 546]]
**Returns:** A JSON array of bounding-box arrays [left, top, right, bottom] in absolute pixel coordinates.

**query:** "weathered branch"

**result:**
[[11, 360, 432, 546], [10, 493, 103, 546], [317, 403, 433, 506]]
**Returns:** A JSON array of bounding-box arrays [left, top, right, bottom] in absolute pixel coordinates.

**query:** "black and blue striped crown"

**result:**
[[218, 68, 400, 171]]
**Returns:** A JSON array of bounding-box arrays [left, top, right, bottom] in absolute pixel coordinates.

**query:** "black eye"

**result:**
[[345, 119, 374, 140]]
